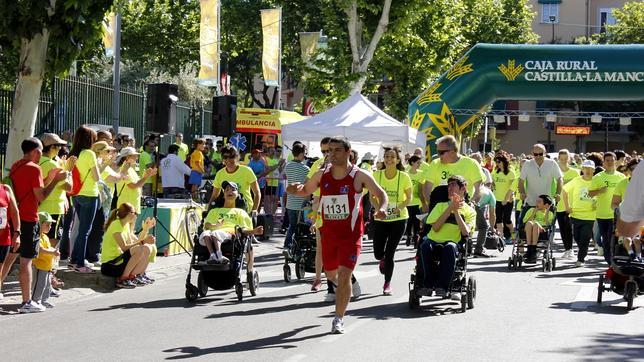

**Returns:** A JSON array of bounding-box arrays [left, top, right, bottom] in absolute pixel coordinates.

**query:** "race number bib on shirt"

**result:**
[[0, 207, 7, 229], [321, 195, 350, 220], [385, 202, 399, 220]]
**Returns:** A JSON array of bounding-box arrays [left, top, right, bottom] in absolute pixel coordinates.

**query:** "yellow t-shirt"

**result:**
[[556, 167, 580, 212], [190, 150, 205, 174], [139, 151, 154, 185], [426, 201, 476, 243], [590, 171, 626, 219], [613, 177, 629, 200], [522, 207, 554, 226], [373, 170, 412, 221], [426, 156, 484, 196], [33, 234, 54, 271], [204, 207, 253, 234], [213, 165, 258, 211], [176, 142, 189, 162], [491, 169, 515, 203], [76, 149, 99, 197], [563, 176, 595, 221], [38, 156, 67, 215], [267, 158, 280, 187], [117, 167, 142, 213], [101, 166, 119, 198], [100, 219, 129, 264], [407, 169, 425, 207], [307, 158, 326, 198]]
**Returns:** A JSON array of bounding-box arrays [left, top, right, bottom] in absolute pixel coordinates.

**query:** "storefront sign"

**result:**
[[555, 125, 591, 135]]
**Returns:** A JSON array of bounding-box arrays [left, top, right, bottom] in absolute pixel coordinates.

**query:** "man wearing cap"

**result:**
[[174, 133, 189, 162], [518, 143, 563, 214], [562, 160, 597, 267], [161, 144, 192, 198], [359, 152, 375, 174], [38, 133, 74, 261], [9, 138, 67, 313]]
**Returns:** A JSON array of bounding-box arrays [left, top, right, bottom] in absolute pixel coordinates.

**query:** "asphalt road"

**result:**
[[2, 234, 643, 361]]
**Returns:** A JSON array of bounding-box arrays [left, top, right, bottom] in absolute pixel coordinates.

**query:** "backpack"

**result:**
[[68, 166, 91, 196]]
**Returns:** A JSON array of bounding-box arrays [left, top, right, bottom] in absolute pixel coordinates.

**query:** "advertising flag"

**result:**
[[261, 8, 282, 87], [102, 12, 116, 57], [199, 0, 220, 87], [299, 32, 320, 64]]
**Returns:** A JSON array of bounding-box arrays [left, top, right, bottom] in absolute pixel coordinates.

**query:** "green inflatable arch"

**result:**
[[408, 43, 644, 154]]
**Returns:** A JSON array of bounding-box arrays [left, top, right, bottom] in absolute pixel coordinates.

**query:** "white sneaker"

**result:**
[[562, 250, 572, 260], [324, 292, 336, 303], [575, 261, 584, 267], [18, 300, 46, 313], [450, 292, 461, 301], [351, 280, 362, 299], [597, 246, 604, 257], [41, 300, 55, 308], [331, 317, 345, 334]]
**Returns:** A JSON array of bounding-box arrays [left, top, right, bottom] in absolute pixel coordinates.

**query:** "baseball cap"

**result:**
[[222, 181, 239, 191], [40, 133, 67, 147], [38, 212, 55, 224], [581, 160, 595, 169], [91, 141, 116, 154]]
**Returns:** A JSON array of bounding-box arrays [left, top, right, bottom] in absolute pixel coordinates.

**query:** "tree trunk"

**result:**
[[5, 0, 56, 172], [345, 0, 392, 95]]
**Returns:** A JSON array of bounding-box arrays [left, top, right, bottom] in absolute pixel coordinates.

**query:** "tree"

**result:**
[[606, 2, 644, 44], [0, 0, 113, 168]]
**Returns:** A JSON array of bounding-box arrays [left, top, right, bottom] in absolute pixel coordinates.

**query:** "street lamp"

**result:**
[[550, 15, 556, 44]]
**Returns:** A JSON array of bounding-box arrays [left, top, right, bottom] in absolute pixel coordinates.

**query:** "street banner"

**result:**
[[102, 12, 116, 57], [198, 0, 220, 87], [299, 32, 320, 64], [261, 8, 282, 87], [408, 44, 644, 155]]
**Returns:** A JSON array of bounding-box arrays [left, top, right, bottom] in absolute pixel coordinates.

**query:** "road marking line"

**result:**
[[571, 286, 596, 310]]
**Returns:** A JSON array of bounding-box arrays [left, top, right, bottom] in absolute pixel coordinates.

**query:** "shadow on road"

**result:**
[[549, 298, 634, 315], [547, 333, 644, 360], [89, 297, 224, 311], [349, 300, 464, 319], [163, 325, 327, 358]]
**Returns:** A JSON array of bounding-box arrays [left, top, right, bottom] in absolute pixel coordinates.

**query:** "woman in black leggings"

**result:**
[[405, 155, 425, 247], [371, 147, 412, 296]]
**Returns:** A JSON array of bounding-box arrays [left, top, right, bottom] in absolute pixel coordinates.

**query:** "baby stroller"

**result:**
[[184, 214, 259, 302], [283, 201, 317, 282], [507, 204, 557, 272], [597, 212, 643, 311], [408, 185, 477, 312]]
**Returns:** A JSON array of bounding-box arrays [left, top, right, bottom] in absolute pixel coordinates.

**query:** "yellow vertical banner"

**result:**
[[199, 0, 220, 87], [102, 12, 116, 57], [261, 8, 282, 87], [299, 32, 320, 64]]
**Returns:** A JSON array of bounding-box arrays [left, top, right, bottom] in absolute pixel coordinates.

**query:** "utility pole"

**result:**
[[550, 15, 556, 43], [112, 12, 121, 135]]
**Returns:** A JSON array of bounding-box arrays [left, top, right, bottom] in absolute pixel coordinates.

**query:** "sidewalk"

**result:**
[[0, 235, 284, 314]]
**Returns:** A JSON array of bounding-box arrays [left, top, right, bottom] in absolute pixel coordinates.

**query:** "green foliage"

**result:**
[[606, 2, 644, 44]]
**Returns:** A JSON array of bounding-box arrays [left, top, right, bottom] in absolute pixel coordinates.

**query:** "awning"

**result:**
[[538, 0, 561, 4]]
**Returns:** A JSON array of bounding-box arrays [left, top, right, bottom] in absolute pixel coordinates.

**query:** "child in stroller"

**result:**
[[522, 195, 554, 264]]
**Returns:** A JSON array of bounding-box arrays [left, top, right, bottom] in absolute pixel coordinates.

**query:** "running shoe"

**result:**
[[383, 282, 392, 296], [405, 236, 411, 247], [351, 279, 362, 299], [18, 300, 46, 313], [562, 250, 573, 260], [450, 292, 461, 301], [378, 260, 385, 274], [324, 292, 336, 302], [311, 278, 322, 292], [141, 273, 155, 284], [40, 300, 55, 308], [597, 246, 604, 257], [575, 260, 584, 267], [116, 279, 136, 289], [331, 317, 345, 334], [74, 266, 95, 273], [50, 289, 61, 297]]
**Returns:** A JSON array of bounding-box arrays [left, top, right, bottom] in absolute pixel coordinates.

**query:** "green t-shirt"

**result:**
[[426, 156, 484, 196], [214, 165, 258, 211], [522, 207, 554, 226], [590, 171, 626, 219], [76, 149, 99, 197], [117, 167, 142, 213], [425, 201, 476, 243], [407, 169, 426, 207], [373, 170, 413, 221], [38, 156, 67, 215], [556, 167, 580, 212], [176, 142, 189, 161], [100, 219, 129, 264], [491, 169, 515, 202], [204, 207, 253, 234], [139, 151, 154, 185], [563, 176, 595, 221]]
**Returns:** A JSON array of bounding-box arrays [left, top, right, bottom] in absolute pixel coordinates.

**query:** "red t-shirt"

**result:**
[[319, 164, 364, 241], [10, 159, 43, 222], [0, 185, 12, 246]]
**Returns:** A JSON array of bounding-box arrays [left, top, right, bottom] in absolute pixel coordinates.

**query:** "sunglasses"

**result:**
[[222, 154, 236, 159], [437, 149, 453, 155], [533, 152, 544, 156], [321, 150, 330, 154]]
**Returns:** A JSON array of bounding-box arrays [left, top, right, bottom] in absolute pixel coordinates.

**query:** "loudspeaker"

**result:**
[[146, 83, 178, 134], [212, 95, 237, 137]]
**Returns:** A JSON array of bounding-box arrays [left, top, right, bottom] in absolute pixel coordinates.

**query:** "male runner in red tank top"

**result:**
[[287, 137, 387, 334]]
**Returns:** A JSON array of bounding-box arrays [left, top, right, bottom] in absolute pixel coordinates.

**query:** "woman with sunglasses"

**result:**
[[211, 144, 261, 216], [371, 146, 412, 295]]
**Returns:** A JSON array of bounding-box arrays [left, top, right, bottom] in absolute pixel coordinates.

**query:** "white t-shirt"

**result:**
[[620, 162, 644, 223], [482, 167, 492, 185], [160, 153, 191, 188], [520, 158, 562, 206]]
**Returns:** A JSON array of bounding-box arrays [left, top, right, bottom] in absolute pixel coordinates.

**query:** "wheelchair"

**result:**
[[507, 205, 557, 272]]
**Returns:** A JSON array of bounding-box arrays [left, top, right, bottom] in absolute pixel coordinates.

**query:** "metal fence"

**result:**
[[0, 76, 212, 157]]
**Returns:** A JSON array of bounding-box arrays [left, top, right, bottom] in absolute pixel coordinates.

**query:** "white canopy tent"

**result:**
[[281, 93, 426, 161]]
